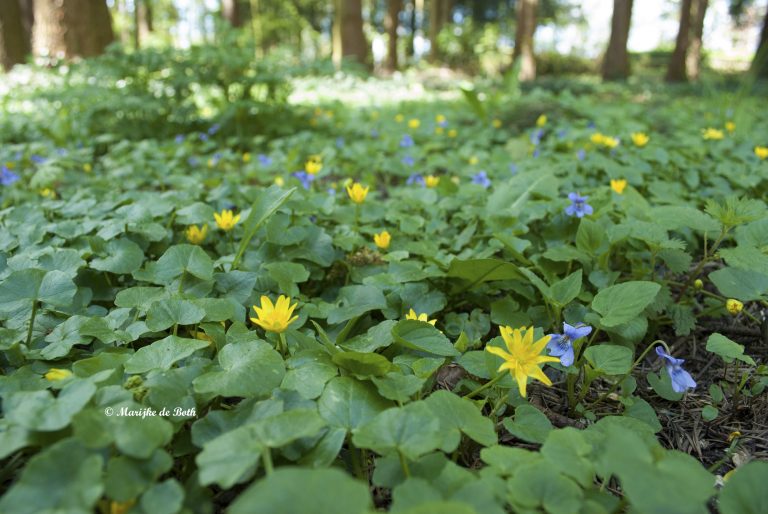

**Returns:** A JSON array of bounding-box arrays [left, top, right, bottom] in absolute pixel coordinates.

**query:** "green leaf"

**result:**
[[4, 380, 97, 431], [702, 405, 718, 421], [327, 285, 388, 324], [502, 404, 553, 444], [0, 268, 76, 317], [709, 267, 768, 301], [90, 237, 144, 274], [423, 390, 497, 449], [332, 351, 395, 378], [229, 468, 371, 514], [584, 345, 633, 375], [591, 281, 661, 327], [446, 258, 523, 288], [145, 298, 206, 331], [232, 185, 296, 270], [353, 402, 443, 460], [705, 333, 756, 365], [140, 479, 184, 514], [318, 376, 393, 430], [647, 371, 683, 401], [719, 461, 768, 514], [124, 335, 209, 374], [576, 218, 605, 254], [0, 439, 103, 514], [392, 320, 460, 357], [155, 244, 214, 283], [372, 372, 425, 403], [194, 340, 285, 398], [550, 270, 582, 307]]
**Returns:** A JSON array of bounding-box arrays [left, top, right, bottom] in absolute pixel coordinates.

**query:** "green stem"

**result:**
[[262, 447, 274, 475], [25, 301, 39, 346], [398, 451, 411, 478], [278, 332, 288, 354], [463, 373, 505, 399], [676, 228, 728, 301]]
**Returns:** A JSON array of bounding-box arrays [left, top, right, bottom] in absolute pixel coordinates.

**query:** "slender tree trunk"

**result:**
[[666, 0, 692, 82], [133, 0, 140, 49], [685, 0, 708, 80], [332, 0, 368, 68], [222, 0, 243, 27], [385, 0, 402, 71], [0, 0, 31, 70], [33, 0, 115, 59], [20, 0, 35, 47], [513, 0, 537, 81], [602, 0, 633, 81], [428, 0, 445, 62], [750, 4, 768, 77]]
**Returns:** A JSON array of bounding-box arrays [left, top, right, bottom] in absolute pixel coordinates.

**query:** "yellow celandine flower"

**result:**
[[602, 136, 619, 148], [406, 308, 437, 325], [727, 431, 742, 442], [631, 132, 649, 147], [346, 182, 369, 204], [373, 230, 391, 249], [274, 176, 285, 186], [485, 326, 558, 398], [305, 155, 322, 175], [725, 121, 735, 133], [590, 132, 606, 145], [492, 119, 502, 128], [726, 299, 743, 315], [243, 152, 252, 163], [395, 114, 405, 123], [447, 129, 458, 138], [40, 188, 56, 198], [536, 114, 547, 127], [250, 295, 299, 333], [425, 175, 440, 188], [45, 368, 73, 381], [214, 209, 241, 231], [435, 127, 444, 135], [83, 163, 92, 173], [436, 114, 446, 123], [755, 146, 768, 160], [185, 224, 208, 244], [703, 128, 724, 140], [610, 179, 627, 194], [469, 156, 479, 165], [408, 118, 421, 129]]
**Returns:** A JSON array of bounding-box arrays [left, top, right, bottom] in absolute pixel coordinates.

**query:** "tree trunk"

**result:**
[[666, 0, 693, 82], [750, 4, 768, 77], [0, 0, 31, 70], [222, 0, 244, 27], [513, 0, 537, 81], [20, 0, 35, 46], [33, 0, 115, 59], [428, 0, 445, 62], [602, 0, 633, 81], [385, 0, 402, 71], [685, 0, 708, 80], [332, 0, 368, 68]]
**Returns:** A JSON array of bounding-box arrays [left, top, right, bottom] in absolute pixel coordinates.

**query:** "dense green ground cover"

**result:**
[[1, 52, 767, 513]]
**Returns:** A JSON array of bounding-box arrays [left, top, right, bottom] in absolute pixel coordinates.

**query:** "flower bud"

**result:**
[[693, 279, 703, 290], [725, 299, 743, 315]]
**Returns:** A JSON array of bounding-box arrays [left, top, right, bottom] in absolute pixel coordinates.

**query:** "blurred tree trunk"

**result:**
[[332, 0, 368, 68], [513, 0, 537, 81], [139, 0, 154, 40], [222, 0, 247, 27], [428, 0, 445, 62], [0, 0, 31, 70], [385, 0, 402, 71], [750, 4, 768, 77], [20, 0, 35, 46], [602, 0, 633, 81], [33, 0, 115, 59], [685, 0, 708, 80], [666, 0, 692, 82]]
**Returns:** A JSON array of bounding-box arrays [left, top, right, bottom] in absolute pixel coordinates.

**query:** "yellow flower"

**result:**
[[603, 136, 619, 149], [425, 175, 440, 188], [447, 129, 457, 138], [755, 146, 768, 160], [346, 182, 369, 204], [468, 156, 479, 165], [185, 224, 208, 244], [109, 500, 137, 514], [405, 308, 437, 326], [243, 152, 252, 163], [727, 431, 741, 442], [631, 132, 649, 147], [250, 295, 299, 333], [726, 299, 743, 315], [214, 209, 241, 231], [374, 230, 391, 249], [485, 326, 558, 398], [83, 163, 92, 173], [305, 155, 322, 175], [723, 469, 736, 482], [435, 127, 444, 135], [395, 114, 404, 123], [725, 121, 735, 133], [590, 132, 606, 145], [703, 128, 724, 140], [45, 368, 73, 381], [274, 176, 285, 186], [492, 118, 502, 128], [435, 114, 446, 123], [408, 118, 421, 129], [536, 114, 547, 127], [610, 179, 627, 194], [40, 188, 56, 198], [207, 159, 216, 168]]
